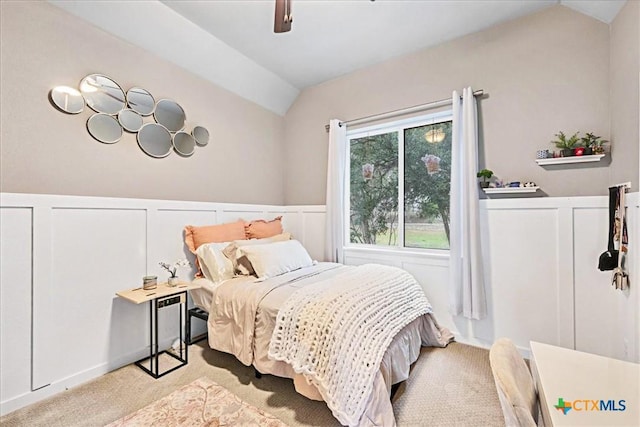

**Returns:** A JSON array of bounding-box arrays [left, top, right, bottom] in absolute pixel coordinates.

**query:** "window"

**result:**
[[347, 112, 452, 250]]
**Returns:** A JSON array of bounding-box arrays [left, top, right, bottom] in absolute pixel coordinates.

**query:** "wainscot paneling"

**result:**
[[0, 193, 325, 416], [46, 208, 148, 387], [1, 192, 637, 415], [0, 208, 32, 401], [343, 193, 639, 363]]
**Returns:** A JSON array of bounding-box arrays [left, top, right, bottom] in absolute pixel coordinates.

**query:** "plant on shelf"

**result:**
[[581, 132, 607, 155], [477, 169, 494, 188], [551, 131, 580, 157]]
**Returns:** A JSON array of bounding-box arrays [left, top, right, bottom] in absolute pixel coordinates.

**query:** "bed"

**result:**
[[183, 218, 453, 426], [190, 260, 453, 426]]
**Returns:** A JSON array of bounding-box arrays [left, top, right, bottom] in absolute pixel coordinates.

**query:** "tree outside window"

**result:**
[[348, 116, 452, 250], [349, 131, 398, 246]]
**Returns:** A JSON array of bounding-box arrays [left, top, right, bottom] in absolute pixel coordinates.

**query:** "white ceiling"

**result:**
[[50, 0, 626, 115]]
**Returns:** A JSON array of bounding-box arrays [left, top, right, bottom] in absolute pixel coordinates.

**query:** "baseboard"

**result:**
[[0, 338, 174, 416], [452, 334, 532, 359]]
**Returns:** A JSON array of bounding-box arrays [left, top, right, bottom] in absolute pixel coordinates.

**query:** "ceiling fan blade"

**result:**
[[274, 0, 292, 33]]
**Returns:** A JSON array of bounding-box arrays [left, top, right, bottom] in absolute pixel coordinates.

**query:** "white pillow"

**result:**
[[238, 240, 313, 279], [196, 242, 235, 283], [222, 232, 291, 275]]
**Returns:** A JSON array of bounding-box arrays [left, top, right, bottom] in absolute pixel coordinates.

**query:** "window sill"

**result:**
[[343, 245, 450, 260]]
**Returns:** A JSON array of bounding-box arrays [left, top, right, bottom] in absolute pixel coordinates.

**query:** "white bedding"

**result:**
[[201, 262, 454, 426]]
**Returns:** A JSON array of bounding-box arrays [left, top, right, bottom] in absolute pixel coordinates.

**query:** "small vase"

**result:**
[[167, 277, 179, 287]]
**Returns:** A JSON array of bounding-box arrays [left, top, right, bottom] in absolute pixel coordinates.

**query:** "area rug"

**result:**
[[105, 377, 289, 426]]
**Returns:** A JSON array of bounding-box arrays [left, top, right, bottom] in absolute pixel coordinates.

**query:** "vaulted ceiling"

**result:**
[[50, 0, 626, 116]]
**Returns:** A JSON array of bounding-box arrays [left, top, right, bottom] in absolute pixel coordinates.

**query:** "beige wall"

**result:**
[[283, 6, 616, 205], [610, 0, 640, 192], [0, 1, 285, 205]]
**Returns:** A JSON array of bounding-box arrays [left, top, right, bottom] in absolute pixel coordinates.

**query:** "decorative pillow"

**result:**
[[195, 242, 235, 283], [245, 216, 283, 239], [184, 220, 246, 277], [222, 232, 292, 275], [238, 240, 313, 279]]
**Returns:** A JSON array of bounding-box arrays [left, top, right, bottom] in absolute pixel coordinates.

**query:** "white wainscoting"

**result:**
[[345, 194, 639, 363], [0, 193, 325, 415], [1, 192, 637, 415]]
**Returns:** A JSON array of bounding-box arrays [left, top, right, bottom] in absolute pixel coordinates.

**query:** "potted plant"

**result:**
[[159, 259, 191, 286], [581, 132, 607, 155], [551, 131, 580, 157], [477, 169, 493, 188]]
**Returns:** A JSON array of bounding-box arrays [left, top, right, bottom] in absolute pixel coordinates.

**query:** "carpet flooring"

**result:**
[[0, 341, 505, 426]]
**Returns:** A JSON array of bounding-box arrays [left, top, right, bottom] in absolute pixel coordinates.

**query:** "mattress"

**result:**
[[195, 263, 453, 426]]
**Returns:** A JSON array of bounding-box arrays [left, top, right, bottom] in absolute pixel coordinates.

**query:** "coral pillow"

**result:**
[[184, 220, 247, 254], [245, 216, 283, 239], [184, 220, 247, 278]]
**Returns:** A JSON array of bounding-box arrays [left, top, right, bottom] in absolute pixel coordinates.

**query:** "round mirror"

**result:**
[[87, 113, 122, 144], [80, 74, 126, 115], [154, 99, 185, 132], [118, 109, 143, 133], [49, 86, 85, 114], [126, 87, 155, 116], [173, 131, 195, 156], [137, 123, 172, 158], [192, 126, 209, 146]]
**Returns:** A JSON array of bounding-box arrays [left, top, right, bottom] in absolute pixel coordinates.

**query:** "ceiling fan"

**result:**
[[274, 0, 293, 33]]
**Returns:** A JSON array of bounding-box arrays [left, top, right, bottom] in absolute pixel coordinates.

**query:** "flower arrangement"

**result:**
[[580, 132, 608, 154], [159, 259, 190, 278]]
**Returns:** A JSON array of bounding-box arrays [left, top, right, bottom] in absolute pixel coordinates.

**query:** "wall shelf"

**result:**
[[536, 154, 605, 166], [483, 186, 539, 194]]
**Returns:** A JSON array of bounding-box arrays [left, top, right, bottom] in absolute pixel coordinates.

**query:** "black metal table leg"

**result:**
[[134, 290, 189, 379]]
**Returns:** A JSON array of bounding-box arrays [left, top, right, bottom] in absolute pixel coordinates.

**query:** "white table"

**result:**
[[530, 341, 639, 427]]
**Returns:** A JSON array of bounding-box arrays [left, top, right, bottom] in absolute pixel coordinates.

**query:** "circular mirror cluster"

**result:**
[[49, 74, 210, 158]]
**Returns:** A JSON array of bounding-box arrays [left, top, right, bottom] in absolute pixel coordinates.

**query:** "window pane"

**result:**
[[404, 122, 452, 250], [349, 132, 398, 246]]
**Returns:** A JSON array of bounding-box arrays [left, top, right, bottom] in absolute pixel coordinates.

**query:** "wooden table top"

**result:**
[[116, 281, 200, 304]]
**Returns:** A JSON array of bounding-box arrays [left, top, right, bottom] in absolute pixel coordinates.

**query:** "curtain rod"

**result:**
[[325, 89, 485, 132]]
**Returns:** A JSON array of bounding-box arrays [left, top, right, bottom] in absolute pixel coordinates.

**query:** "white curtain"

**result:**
[[325, 119, 347, 263], [449, 87, 487, 319]]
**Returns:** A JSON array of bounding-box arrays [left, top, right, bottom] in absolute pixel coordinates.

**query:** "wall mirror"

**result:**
[[118, 109, 143, 133], [80, 74, 126, 115], [154, 99, 185, 132], [49, 86, 85, 114], [87, 113, 122, 144], [137, 123, 172, 158], [173, 131, 196, 156], [192, 126, 210, 146], [51, 73, 210, 158], [126, 87, 155, 116]]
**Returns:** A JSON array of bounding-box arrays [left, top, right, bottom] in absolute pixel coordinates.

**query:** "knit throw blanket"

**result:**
[[268, 263, 432, 426]]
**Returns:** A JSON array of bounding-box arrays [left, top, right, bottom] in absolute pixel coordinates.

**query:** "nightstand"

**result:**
[[116, 281, 200, 378]]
